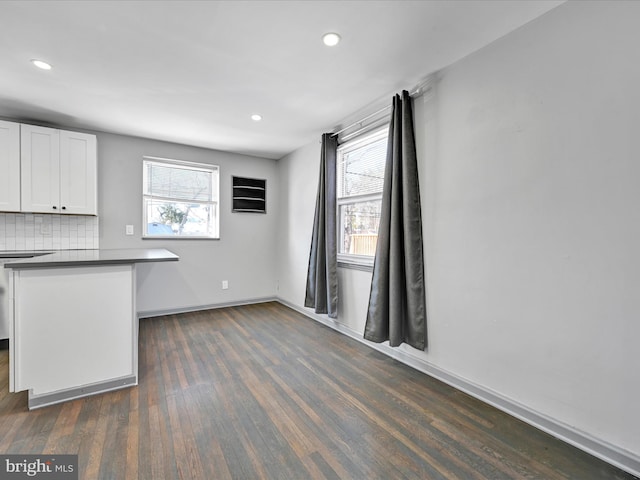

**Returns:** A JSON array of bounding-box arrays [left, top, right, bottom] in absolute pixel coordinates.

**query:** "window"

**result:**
[[143, 157, 219, 238], [337, 127, 388, 265]]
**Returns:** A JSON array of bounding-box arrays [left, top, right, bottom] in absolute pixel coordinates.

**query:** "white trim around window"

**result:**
[[336, 126, 388, 268], [142, 156, 220, 239]]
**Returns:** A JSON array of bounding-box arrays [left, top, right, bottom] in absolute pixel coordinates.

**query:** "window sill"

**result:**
[[142, 236, 220, 240], [338, 255, 374, 272]]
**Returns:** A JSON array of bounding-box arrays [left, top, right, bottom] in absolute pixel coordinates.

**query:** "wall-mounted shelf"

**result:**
[[232, 176, 266, 213]]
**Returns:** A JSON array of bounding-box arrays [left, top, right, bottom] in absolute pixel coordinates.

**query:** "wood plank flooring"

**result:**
[[0, 302, 636, 479]]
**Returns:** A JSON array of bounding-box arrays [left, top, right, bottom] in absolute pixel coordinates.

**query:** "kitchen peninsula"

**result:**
[[4, 248, 178, 409]]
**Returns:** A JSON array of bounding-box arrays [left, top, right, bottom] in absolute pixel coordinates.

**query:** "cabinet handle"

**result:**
[[62, 206, 66, 210], [52, 206, 57, 209]]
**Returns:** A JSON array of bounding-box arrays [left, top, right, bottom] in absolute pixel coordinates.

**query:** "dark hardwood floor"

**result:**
[[0, 302, 636, 479]]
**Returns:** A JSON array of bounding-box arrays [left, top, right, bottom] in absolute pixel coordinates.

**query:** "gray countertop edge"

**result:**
[[2, 248, 179, 269]]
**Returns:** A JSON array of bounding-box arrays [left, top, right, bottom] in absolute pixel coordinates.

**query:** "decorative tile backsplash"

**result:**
[[0, 213, 99, 251]]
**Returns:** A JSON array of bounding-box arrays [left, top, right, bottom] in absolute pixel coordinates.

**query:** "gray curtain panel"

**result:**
[[305, 133, 338, 318], [364, 91, 427, 350]]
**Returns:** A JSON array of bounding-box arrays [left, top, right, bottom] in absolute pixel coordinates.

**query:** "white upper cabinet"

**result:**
[[59, 130, 97, 215], [0, 120, 21, 212], [20, 124, 97, 215], [20, 124, 61, 214]]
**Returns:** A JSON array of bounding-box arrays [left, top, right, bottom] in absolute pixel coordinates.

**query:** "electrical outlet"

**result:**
[[125, 225, 134, 235], [222, 280, 229, 290]]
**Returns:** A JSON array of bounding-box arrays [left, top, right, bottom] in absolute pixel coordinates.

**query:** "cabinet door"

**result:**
[[21, 124, 60, 213], [0, 120, 21, 212], [60, 130, 97, 215]]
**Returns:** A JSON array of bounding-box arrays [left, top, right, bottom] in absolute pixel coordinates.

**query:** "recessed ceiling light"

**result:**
[[251, 114, 263, 122], [31, 59, 52, 70], [322, 32, 341, 47]]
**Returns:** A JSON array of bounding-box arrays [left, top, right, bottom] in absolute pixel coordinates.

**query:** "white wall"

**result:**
[[96, 132, 279, 315], [277, 0, 640, 465], [425, 0, 640, 457], [275, 140, 319, 303]]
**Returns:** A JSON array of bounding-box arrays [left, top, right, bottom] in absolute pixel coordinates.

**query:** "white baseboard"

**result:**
[[137, 296, 277, 319], [277, 297, 640, 479]]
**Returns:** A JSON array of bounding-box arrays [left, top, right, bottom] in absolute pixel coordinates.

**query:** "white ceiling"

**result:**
[[0, 0, 564, 160]]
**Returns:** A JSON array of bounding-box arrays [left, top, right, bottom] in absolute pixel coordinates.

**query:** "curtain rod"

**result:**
[[331, 105, 390, 137], [331, 83, 431, 138]]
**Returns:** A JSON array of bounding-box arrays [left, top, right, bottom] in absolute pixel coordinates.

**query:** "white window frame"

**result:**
[[142, 156, 220, 239], [337, 126, 388, 268]]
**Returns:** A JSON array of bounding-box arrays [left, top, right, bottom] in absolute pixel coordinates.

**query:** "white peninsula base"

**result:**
[[10, 264, 137, 409]]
